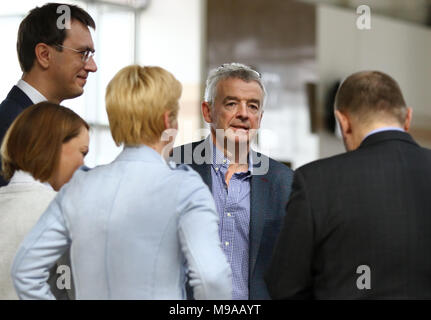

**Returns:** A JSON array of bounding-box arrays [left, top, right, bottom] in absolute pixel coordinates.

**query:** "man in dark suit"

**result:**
[[265, 71, 431, 299], [172, 63, 293, 299], [0, 3, 97, 186]]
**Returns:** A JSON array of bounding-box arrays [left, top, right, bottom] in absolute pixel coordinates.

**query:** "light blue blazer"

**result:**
[[11, 146, 232, 299]]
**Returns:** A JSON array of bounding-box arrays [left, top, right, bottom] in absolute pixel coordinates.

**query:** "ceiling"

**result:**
[[298, 0, 431, 26], [86, 0, 149, 10]]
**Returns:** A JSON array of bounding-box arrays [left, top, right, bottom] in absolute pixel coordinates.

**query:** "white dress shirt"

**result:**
[[16, 79, 47, 104]]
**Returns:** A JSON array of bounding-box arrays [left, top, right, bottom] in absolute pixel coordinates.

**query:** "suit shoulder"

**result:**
[[254, 152, 293, 177], [0, 87, 27, 109], [295, 151, 355, 179], [268, 156, 293, 173], [168, 163, 208, 199], [167, 162, 200, 179], [171, 139, 206, 165], [174, 140, 205, 153], [0, 97, 20, 117], [0, 88, 30, 126], [172, 163, 193, 172], [422, 146, 431, 156]]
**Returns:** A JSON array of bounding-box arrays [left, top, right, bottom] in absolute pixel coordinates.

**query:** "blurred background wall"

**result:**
[[1, 0, 431, 169], [206, 0, 318, 168], [316, 2, 431, 158]]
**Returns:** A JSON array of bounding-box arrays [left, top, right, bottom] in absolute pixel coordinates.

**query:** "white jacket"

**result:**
[[0, 171, 56, 299]]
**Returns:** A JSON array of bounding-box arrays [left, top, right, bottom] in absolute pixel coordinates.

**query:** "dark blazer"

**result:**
[[173, 139, 294, 299], [0, 86, 34, 186], [265, 130, 431, 299]]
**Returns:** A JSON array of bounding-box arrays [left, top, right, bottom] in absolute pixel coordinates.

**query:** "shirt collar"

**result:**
[[208, 134, 253, 174], [116, 145, 167, 165], [16, 79, 47, 104], [363, 127, 404, 141]]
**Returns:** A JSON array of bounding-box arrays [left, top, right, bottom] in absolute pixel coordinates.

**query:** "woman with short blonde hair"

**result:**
[[106, 65, 181, 146]]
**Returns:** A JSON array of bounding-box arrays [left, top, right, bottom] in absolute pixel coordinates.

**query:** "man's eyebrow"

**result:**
[[222, 96, 261, 106], [77, 46, 95, 53], [223, 96, 240, 103], [248, 99, 261, 105]]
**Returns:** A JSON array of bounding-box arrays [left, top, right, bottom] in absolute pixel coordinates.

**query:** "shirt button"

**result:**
[[225, 241, 229, 246], [227, 213, 232, 217], [215, 167, 219, 172], [223, 159, 227, 164]]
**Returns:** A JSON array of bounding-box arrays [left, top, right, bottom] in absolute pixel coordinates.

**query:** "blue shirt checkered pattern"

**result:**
[[210, 138, 252, 300]]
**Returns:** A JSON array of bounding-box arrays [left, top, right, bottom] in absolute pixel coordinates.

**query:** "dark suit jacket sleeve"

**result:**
[[0, 86, 34, 187], [265, 169, 314, 299], [0, 101, 26, 144]]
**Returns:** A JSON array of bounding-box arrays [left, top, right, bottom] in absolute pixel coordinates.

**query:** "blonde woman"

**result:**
[[11, 65, 232, 300], [0, 102, 89, 299]]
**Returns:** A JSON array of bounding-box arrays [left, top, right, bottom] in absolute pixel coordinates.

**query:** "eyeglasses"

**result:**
[[55, 44, 95, 63]]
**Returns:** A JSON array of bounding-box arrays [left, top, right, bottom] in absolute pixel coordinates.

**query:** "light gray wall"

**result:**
[[317, 4, 431, 156]]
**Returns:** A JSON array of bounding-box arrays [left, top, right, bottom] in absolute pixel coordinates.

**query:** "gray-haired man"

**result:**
[[173, 63, 294, 299]]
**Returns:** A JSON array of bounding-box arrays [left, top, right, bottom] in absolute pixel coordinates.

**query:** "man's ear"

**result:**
[[163, 110, 177, 130], [202, 101, 212, 124], [334, 109, 352, 136], [404, 107, 413, 132], [34, 43, 51, 69]]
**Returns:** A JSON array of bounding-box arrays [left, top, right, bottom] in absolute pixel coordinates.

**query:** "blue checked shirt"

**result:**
[[210, 139, 252, 300]]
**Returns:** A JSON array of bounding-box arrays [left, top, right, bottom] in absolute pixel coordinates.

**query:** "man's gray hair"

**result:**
[[204, 63, 267, 108]]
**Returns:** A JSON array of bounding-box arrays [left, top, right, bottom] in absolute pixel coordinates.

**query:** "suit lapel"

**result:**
[[191, 162, 212, 191], [249, 152, 270, 278], [190, 139, 213, 191]]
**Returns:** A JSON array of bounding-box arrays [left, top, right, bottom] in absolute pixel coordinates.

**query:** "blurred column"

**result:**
[[137, 0, 205, 146]]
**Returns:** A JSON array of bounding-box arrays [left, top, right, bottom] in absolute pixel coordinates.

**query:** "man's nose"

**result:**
[[84, 56, 97, 72], [236, 102, 249, 118]]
